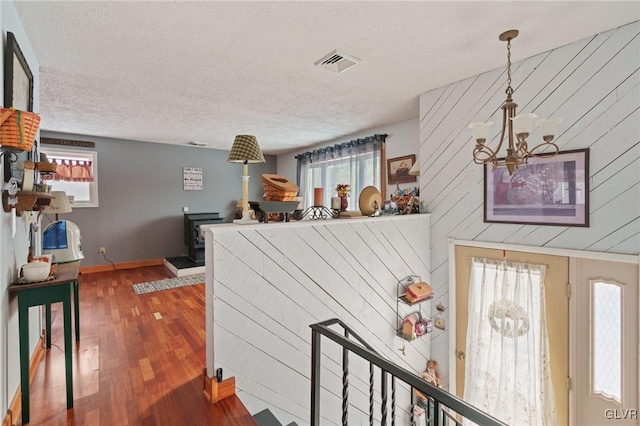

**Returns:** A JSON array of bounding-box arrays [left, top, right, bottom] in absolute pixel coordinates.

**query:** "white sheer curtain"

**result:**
[[295, 135, 384, 209], [463, 257, 556, 426]]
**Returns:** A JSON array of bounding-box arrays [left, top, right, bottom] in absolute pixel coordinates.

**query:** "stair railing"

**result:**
[[310, 318, 506, 426]]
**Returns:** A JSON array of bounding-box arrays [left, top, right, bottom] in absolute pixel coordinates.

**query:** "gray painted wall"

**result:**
[[42, 131, 276, 267]]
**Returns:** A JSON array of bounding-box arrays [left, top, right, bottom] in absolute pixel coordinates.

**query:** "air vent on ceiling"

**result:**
[[314, 50, 360, 73], [187, 141, 208, 147]]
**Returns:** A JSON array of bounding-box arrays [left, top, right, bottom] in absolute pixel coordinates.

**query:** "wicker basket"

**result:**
[[0, 107, 40, 152], [36, 161, 58, 173], [262, 174, 299, 201]]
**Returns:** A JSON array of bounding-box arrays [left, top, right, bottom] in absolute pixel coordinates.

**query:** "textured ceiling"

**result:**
[[14, 1, 640, 154]]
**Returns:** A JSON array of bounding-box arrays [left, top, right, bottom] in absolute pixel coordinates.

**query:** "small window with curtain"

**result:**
[[296, 134, 386, 209], [40, 147, 98, 207]]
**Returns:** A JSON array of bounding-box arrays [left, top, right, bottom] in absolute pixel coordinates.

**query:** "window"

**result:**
[[41, 147, 98, 207], [592, 280, 622, 403], [296, 135, 385, 209]]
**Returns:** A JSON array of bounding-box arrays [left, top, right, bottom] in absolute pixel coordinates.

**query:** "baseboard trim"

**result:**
[[3, 336, 45, 426], [80, 258, 164, 274], [203, 368, 235, 404]]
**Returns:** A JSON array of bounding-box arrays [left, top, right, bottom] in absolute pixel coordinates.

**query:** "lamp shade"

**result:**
[[409, 159, 420, 176], [511, 113, 538, 135], [536, 117, 563, 137], [468, 122, 492, 140], [48, 191, 72, 214], [227, 135, 266, 164]]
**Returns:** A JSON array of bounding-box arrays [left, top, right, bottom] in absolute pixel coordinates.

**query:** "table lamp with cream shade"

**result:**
[[409, 159, 420, 176], [47, 190, 72, 220], [43, 191, 84, 262], [227, 135, 265, 225]]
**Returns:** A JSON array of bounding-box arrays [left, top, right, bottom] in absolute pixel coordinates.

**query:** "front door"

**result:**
[[455, 246, 569, 425], [573, 259, 639, 425]]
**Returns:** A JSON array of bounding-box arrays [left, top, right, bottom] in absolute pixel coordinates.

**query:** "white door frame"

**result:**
[[448, 238, 639, 424]]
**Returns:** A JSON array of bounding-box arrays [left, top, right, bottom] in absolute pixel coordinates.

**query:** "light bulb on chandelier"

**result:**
[[469, 29, 563, 175]]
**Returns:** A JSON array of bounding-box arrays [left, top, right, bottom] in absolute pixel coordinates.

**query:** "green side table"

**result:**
[[9, 260, 81, 424]]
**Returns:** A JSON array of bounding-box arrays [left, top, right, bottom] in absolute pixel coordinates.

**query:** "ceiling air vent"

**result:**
[[314, 50, 359, 73], [187, 141, 208, 147]]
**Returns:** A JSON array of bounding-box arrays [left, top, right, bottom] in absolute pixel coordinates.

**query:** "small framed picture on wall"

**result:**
[[387, 155, 417, 185]]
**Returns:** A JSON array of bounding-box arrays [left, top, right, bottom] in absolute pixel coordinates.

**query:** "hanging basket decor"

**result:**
[[262, 174, 298, 201], [0, 107, 40, 152]]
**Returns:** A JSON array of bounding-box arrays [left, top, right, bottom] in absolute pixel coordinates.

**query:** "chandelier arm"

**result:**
[[527, 141, 560, 158], [472, 144, 499, 164]]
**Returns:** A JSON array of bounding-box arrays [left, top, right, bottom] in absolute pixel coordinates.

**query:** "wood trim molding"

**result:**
[[202, 368, 235, 404], [447, 239, 457, 395], [450, 238, 638, 265], [3, 336, 45, 426], [80, 258, 164, 274]]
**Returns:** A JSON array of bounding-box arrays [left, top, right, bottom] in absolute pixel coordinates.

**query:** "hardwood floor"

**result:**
[[20, 265, 257, 425]]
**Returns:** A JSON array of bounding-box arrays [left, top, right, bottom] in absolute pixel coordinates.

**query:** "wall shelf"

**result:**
[[2, 191, 53, 216], [398, 293, 433, 307], [396, 275, 433, 341]]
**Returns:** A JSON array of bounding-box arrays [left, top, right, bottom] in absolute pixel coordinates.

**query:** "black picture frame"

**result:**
[[4, 31, 34, 112], [484, 148, 590, 227]]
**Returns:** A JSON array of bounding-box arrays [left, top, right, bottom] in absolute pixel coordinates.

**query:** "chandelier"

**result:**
[[469, 29, 563, 175]]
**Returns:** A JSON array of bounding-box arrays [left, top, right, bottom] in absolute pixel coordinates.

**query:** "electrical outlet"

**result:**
[[182, 206, 189, 212], [99, 247, 106, 254]]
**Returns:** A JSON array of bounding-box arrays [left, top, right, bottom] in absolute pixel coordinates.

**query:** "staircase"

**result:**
[[209, 319, 505, 425], [206, 372, 300, 425], [253, 408, 298, 426]]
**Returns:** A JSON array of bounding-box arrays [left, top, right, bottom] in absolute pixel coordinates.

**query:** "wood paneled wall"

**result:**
[[205, 215, 431, 425], [419, 22, 639, 386]]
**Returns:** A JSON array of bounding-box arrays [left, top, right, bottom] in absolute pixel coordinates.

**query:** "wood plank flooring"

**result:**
[[20, 265, 257, 426]]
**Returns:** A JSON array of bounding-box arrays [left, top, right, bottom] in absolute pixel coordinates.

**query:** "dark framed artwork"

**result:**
[[484, 149, 589, 227], [4, 31, 34, 112], [387, 154, 416, 185]]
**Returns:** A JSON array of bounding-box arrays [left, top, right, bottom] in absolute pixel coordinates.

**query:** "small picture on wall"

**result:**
[[183, 167, 203, 191], [387, 155, 417, 185]]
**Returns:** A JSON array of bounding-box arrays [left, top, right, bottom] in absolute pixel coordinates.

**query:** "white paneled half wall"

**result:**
[[419, 22, 639, 387], [204, 214, 431, 425]]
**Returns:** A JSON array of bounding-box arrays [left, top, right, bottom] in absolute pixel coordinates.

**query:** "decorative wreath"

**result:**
[[487, 299, 530, 338]]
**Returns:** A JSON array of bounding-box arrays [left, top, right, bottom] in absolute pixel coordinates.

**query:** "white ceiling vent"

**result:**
[[187, 141, 208, 147], [314, 50, 360, 73]]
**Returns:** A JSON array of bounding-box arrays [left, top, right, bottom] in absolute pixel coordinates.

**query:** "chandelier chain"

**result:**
[[506, 39, 513, 96]]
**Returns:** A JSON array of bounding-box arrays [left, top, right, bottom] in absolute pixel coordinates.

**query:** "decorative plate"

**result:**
[[358, 186, 382, 216]]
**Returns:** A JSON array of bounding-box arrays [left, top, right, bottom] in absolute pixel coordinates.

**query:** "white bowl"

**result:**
[[22, 261, 51, 281]]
